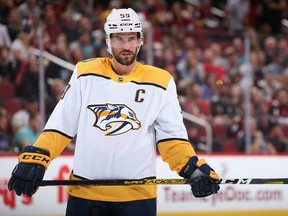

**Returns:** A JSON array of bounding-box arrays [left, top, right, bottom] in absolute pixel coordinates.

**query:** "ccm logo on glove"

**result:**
[[19, 152, 51, 169]]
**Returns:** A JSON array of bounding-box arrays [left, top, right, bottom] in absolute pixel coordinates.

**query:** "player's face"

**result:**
[[110, 32, 139, 66]]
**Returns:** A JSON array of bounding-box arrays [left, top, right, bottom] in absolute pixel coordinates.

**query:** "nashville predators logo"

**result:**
[[87, 103, 141, 136]]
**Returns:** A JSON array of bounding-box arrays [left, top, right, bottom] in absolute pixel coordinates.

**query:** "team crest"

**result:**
[[87, 103, 141, 136]]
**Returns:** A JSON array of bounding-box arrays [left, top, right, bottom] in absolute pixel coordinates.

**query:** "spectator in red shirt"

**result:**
[[202, 47, 227, 82]]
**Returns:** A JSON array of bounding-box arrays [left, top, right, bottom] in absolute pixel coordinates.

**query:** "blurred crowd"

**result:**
[[0, 0, 288, 154]]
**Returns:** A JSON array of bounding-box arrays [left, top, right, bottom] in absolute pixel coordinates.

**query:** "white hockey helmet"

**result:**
[[104, 8, 144, 55]]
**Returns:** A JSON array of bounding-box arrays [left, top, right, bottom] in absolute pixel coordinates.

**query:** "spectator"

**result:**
[[46, 33, 71, 81], [0, 23, 11, 47], [254, 100, 273, 138], [30, 28, 53, 53], [158, 47, 177, 73], [211, 82, 236, 124], [59, 12, 80, 43], [0, 46, 17, 82], [253, 50, 269, 85], [65, 0, 90, 18], [258, 71, 282, 101], [11, 95, 39, 135], [188, 83, 212, 121], [194, 0, 219, 29], [236, 117, 276, 153], [210, 43, 227, 69], [281, 68, 288, 91], [0, 0, 15, 25], [166, 1, 190, 28], [266, 53, 287, 77], [223, 46, 241, 82], [46, 78, 67, 117], [268, 88, 288, 125], [16, 56, 44, 99], [70, 46, 84, 65], [201, 72, 219, 100], [225, 0, 250, 36], [202, 47, 227, 83], [185, 121, 206, 152], [0, 106, 11, 152], [10, 50, 28, 86], [77, 16, 93, 35], [9, 26, 32, 62], [267, 123, 288, 153], [176, 49, 205, 84], [70, 31, 94, 59], [258, 0, 287, 35], [43, 4, 61, 43], [263, 36, 278, 65], [17, 0, 41, 21], [178, 35, 196, 60], [277, 38, 288, 66], [6, 8, 21, 41], [12, 112, 42, 153], [232, 37, 245, 64]]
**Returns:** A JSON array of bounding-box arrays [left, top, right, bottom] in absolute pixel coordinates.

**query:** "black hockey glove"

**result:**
[[179, 156, 220, 198], [8, 146, 51, 197]]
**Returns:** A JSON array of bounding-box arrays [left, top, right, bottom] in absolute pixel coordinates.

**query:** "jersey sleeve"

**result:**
[[34, 65, 82, 159], [156, 78, 196, 174]]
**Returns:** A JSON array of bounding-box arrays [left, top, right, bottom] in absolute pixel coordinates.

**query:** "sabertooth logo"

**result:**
[[87, 103, 141, 136]]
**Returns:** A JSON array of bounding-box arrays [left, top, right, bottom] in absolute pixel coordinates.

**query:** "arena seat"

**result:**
[[2, 98, 23, 116], [221, 139, 238, 152], [212, 123, 228, 138], [0, 81, 15, 98]]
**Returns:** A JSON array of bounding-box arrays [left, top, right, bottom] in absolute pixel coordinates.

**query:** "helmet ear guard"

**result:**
[[104, 8, 144, 55]]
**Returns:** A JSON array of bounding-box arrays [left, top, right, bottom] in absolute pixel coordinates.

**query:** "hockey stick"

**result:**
[[39, 178, 288, 186]]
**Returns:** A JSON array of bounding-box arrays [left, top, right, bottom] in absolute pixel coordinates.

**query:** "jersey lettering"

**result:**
[[135, 89, 145, 102]]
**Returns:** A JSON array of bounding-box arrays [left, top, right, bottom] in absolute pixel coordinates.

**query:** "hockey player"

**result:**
[[8, 8, 220, 216]]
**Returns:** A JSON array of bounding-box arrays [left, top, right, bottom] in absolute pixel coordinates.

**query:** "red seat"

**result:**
[[221, 139, 238, 152], [212, 123, 227, 138], [0, 81, 15, 98], [197, 125, 206, 138], [2, 98, 23, 116], [281, 125, 288, 138]]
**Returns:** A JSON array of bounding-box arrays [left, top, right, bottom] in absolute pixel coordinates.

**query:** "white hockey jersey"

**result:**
[[34, 58, 196, 201]]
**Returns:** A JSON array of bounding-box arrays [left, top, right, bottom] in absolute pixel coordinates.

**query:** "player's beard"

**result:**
[[113, 49, 137, 66]]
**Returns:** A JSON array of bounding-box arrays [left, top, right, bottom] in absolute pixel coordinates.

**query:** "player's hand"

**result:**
[[179, 156, 220, 198], [8, 146, 51, 197]]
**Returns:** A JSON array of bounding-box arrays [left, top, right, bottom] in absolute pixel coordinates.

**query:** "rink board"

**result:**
[[1, 154, 288, 216]]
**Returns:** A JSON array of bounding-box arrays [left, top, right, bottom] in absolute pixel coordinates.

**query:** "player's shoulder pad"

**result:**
[[76, 58, 108, 78], [139, 64, 173, 90]]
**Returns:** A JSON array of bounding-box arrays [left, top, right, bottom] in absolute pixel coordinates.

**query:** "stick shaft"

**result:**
[[39, 178, 288, 186]]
